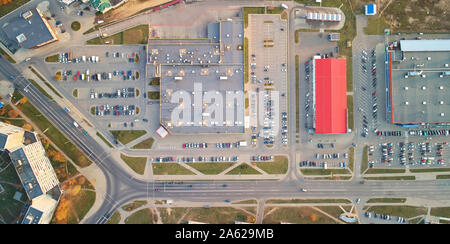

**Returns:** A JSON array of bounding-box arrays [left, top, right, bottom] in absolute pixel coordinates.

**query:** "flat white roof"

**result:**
[[156, 126, 168, 138], [400, 39, 450, 52]]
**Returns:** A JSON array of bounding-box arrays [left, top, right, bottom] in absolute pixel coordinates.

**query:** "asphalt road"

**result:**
[[3, 56, 450, 224], [2, 1, 450, 225]]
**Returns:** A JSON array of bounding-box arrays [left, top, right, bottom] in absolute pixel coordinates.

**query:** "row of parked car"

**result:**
[[215, 142, 240, 148], [364, 212, 407, 223], [315, 153, 348, 159], [106, 51, 139, 63], [90, 88, 135, 99], [94, 104, 136, 116], [183, 143, 207, 149], [57, 53, 101, 64], [155, 157, 175, 163], [375, 130, 402, 137], [251, 156, 274, 162], [409, 129, 450, 136], [299, 161, 347, 168]]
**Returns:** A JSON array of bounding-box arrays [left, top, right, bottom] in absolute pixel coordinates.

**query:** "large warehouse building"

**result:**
[[312, 57, 348, 134], [2, 8, 58, 49], [148, 19, 245, 134], [385, 39, 450, 125]]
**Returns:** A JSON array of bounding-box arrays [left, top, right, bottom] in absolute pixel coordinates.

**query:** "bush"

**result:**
[[71, 21, 81, 31]]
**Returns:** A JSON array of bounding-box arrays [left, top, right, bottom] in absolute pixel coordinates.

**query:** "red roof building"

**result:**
[[314, 58, 348, 134]]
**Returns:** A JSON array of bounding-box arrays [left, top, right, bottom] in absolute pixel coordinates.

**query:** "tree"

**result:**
[[52, 152, 66, 163], [19, 97, 27, 104], [8, 110, 18, 118], [22, 123, 33, 131]]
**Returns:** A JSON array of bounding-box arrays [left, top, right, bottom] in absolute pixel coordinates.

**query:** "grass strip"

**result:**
[[367, 198, 407, 204], [364, 168, 405, 174], [11, 90, 92, 167], [96, 132, 113, 148], [120, 154, 147, 175], [187, 162, 234, 175], [266, 198, 351, 204], [364, 176, 415, 180], [110, 130, 146, 145], [131, 137, 154, 149]]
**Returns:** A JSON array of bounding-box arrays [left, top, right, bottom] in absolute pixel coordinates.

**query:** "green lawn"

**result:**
[[364, 176, 415, 180], [149, 77, 160, 86], [0, 46, 16, 64], [436, 175, 450, 180], [300, 168, 351, 176], [106, 211, 121, 224], [71, 190, 96, 223], [147, 91, 160, 100], [266, 199, 352, 204], [347, 95, 354, 131], [72, 89, 78, 98], [124, 208, 156, 224], [152, 163, 195, 175], [131, 137, 154, 149], [263, 206, 338, 224], [348, 147, 354, 172], [304, 176, 352, 180], [232, 199, 258, 205], [71, 21, 81, 31], [187, 162, 235, 175], [226, 163, 261, 175], [110, 130, 146, 145], [361, 145, 369, 174], [87, 24, 149, 45], [11, 90, 92, 168], [159, 207, 189, 224], [367, 198, 407, 204], [45, 54, 59, 63], [410, 168, 450, 173], [364, 168, 405, 174], [180, 207, 253, 224], [430, 207, 450, 219], [364, 16, 390, 35], [120, 154, 147, 175], [121, 200, 148, 212], [254, 156, 288, 174], [364, 205, 427, 219]]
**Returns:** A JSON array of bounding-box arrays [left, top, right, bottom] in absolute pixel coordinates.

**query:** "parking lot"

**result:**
[[36, 44, 159, 136], [294, 32, 337, 134], [298, 150, 350, 169], [248, 14, 288, 147], [367, 141, 449, 169]]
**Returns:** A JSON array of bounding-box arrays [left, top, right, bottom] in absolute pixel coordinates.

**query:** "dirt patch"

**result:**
[[102, 0, 172, 23], [382, 0, 450, 32]]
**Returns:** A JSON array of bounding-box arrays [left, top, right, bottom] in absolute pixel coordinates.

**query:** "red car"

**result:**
[[73, 75, 77, 81]]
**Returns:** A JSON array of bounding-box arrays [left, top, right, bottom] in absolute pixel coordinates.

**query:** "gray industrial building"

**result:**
[[1, 8, 58, 49], [148, 19, 245, 134], [386, 39, 450, 125]]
